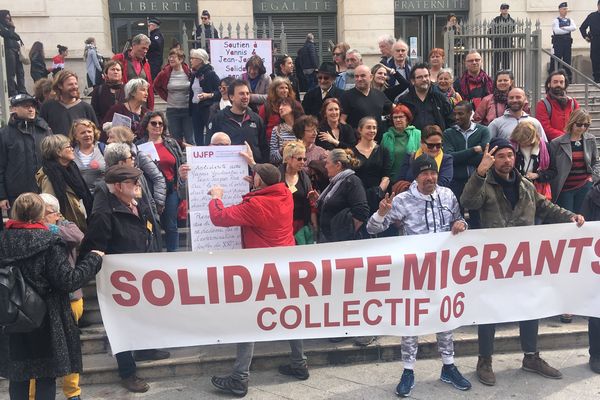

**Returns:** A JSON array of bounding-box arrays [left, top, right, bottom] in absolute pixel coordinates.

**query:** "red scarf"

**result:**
[[459, 70, 493, 99], [5, 220, 49, 230]]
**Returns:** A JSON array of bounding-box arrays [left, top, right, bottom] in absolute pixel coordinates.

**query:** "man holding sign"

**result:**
[[461, 137, 585, 386], [207, 156, 307, 397]]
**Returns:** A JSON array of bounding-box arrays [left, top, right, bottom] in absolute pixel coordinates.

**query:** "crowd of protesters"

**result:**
[[1, 8, 600, 399]]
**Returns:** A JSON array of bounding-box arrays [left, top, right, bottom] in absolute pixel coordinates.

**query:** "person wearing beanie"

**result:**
[[367, 153, 470, 397], [460, 138, 585, 387], [208, 144, 306, 397]]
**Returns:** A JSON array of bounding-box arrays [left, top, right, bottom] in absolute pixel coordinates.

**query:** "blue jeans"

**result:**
[[557, 181, 592, 214], [161, 187, 180, 252], [166, 108, 194, 145]]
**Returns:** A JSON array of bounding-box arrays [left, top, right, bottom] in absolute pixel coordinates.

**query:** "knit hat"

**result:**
[[489, 137, 514, 153], [412, 154, 438, 177], [253, 163, 281, 186]]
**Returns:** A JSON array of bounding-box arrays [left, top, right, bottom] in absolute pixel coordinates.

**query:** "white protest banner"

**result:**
[[210, 39, 273, 79], [186, 145, 248, 251], [96, 222, 600, 354]]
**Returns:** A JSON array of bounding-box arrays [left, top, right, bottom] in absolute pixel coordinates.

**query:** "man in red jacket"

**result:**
[[113, 34, 155, 110], [535, 70, 579, 141], [208, 162, 307, 397]]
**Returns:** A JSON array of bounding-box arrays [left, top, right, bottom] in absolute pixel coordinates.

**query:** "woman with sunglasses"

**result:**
[[136, 111, 184, 252], [549, 108, 600, 214], [352, 117, 391, 214], [394, 125, 454, 192], [332, 42, 349, 73], [69, 119, 106, 194], [279, 141, 317, 244], [36, 135, 94, 233]]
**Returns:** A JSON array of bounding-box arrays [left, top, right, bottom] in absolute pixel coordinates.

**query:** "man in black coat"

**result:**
[[297, 33, 319, 91], [396, 63, 453, 131], [580, 1, 600, 83], [489, 3, 516, 72], [0, 10, 26, 96], [302, 62, 343, 119], [194, 9, 219, 52], [81, 165, 170, 393], [0, 94, 52, 230], [146, 17, 164, 80]]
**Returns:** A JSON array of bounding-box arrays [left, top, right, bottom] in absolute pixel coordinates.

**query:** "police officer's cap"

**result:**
[[558, 2, 567, 8], [148, 17, 161, 25]]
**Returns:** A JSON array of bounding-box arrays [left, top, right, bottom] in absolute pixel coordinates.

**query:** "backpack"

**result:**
[[0, 258, 47, 333], [541, 97, 575, 120]]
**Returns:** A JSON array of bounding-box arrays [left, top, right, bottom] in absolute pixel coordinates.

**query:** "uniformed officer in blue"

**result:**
[[580, 0, 600, 83], [146, 16, 164, 80], [550, 2, 577, 81]]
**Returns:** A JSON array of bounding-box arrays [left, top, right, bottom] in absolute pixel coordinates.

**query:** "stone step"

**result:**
[[74, 316, 589, 385]]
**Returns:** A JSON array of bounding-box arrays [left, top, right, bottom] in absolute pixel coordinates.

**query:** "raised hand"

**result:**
[[239, 141, 255, 166], [476, 143, 498, 177], [377, 192, 395, 216]]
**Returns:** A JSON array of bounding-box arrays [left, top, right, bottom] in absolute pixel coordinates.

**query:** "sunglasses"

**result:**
[[333, 52, 343, 56], [149, 121, 164, 127], [294, 157, 307, 162], [425, 142, 443, 149], [575, 123, 590, 128]]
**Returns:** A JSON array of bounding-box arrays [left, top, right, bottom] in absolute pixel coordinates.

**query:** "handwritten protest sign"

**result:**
[[186, 146, 249, 251], [210, 39, 273, 79]]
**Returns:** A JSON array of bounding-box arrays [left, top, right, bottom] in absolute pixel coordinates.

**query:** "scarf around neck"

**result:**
[[5, 220, 49, 230], [460, 70, 493, 98], [317, 168, 355, 208]]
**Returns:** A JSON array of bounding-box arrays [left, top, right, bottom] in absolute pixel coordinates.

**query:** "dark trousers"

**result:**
[[191, 105, 211, 146], [478, 319, 538, 357], [116, 351, 137, 379], [5, 48, 27, 96], [591, 38, 600, 83], [550, 36, 573, 81], [590, 317, 600, 358], [9, 378, 55, 400]]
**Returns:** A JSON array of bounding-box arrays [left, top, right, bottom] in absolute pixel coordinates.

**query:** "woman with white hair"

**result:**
[[189, 48, 220, 145], [434, 68, 462, 107], [102, 78, 150, 138]]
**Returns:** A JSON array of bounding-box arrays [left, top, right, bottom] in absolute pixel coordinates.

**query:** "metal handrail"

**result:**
[[542, 48, 600, 109]]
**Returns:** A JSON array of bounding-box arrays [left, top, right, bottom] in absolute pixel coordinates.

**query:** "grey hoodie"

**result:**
[[367, 181, 464, 236]]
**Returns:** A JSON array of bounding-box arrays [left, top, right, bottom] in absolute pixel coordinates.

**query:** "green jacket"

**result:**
[[443, 124, 490, 182], [460, 169, 574, 228], [380, 125, 421, 181]]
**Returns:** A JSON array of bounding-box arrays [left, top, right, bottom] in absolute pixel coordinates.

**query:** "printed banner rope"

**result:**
[[96, 222, 600, 354]]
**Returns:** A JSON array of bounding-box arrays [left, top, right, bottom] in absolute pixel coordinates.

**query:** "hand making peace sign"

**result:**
[[476, 143, 498, 177]]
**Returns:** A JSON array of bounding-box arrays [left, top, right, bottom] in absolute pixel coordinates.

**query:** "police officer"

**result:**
[[146, 16, 164, 80], [580, 0, 600, 83], [550, 2, 577, 81]]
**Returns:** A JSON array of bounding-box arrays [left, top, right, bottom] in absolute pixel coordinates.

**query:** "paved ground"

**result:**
[[3, 347, 598, 399]]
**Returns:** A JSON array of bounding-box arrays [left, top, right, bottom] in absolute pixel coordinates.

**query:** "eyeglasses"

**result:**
[[201, 16, 209, 20], [425, 142, 443, 149], [333, 52, 343, 56], [575, 122, 590, 128], [149, 121, 164, 127], [294, 157, 307, 162], [125, 155, 135, 161], [392, 115, 407, 120], [62, 145, 74, 150], [45, 210, 60, 216], [317, 75, 332, 80], [122, 178, 140, 185]]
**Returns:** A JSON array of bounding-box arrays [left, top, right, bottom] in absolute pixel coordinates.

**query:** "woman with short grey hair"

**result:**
[[102, 78, 150, 138], [189, 47, 220, 145]]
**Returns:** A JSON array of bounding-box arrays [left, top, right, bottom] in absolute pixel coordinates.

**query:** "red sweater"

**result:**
[[209, 183, 295, 249], [112, 52, 155, 110], [153, 63, 192, 102], [535, 96, 579, 141]]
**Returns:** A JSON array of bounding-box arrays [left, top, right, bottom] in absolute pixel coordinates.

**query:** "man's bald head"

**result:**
[[210, 132, 232, 146], [507, 87, 527, 112], [354, 65, 372, 91]]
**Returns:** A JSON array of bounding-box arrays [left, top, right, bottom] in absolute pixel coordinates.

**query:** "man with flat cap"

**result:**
[[207, 153, 307, 397], [80, 164, 170, 394], [147, 16, 164, 80], [0, 94, 52, 230], [301, 61, 344, 118], [580, 1, 600, 83], [550, 3, 577, 81]]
